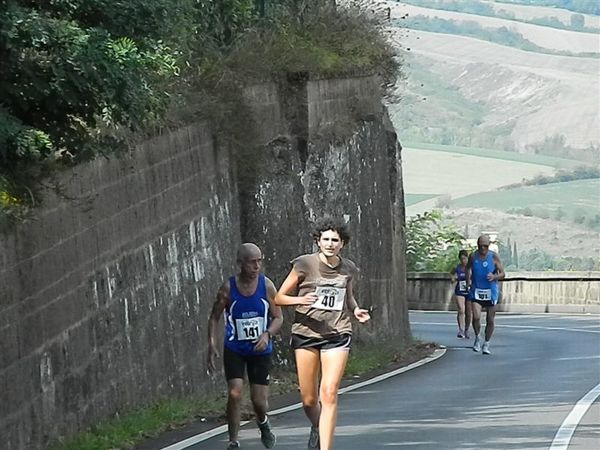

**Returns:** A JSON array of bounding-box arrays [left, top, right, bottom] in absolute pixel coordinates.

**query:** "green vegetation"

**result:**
[[502, 165, 600, 189], [498, 238, 599, 271], [515, 247, 599, 271], [396, 0, 600, 33], [0, 1, 398, 224], [528, 134, 599, 164], [394, 15, 599, 57], [345, 343, 400, 376], [402, 141, 582, 169], [494, 0, 600, 16], [47, 394, 226, 450], [405, 210, 466, 271], [394, 60, 596, 164], [452, 179, 600, 230], [389, 59, 500, 150]]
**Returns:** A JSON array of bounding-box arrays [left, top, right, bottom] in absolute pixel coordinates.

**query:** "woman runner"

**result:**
[[275, 218, 370, 450]]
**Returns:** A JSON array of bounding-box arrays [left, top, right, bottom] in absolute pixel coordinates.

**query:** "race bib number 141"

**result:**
[[236, 317, 265, 341]]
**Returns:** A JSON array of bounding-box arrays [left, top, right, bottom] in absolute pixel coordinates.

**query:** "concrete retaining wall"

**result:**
[[0, 75, 409, 450], [407, 272, 600, 314], [0, 125, 239, 450]]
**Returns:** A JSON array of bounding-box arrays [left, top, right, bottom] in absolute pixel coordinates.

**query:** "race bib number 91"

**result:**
[[474, 288, 492, 301], [236, 317, 265, 341], [312, 286, 346, 311]]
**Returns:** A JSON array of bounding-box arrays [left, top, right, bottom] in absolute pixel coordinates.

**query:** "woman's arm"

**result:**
[[275, 269, 317, 306], [346, 279, 370, 323]]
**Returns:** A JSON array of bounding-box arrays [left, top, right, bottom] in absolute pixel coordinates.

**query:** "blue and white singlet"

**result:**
[[454, 265, 468, 296], [469, 251, 499, 304], [224, 274, 272, 356]]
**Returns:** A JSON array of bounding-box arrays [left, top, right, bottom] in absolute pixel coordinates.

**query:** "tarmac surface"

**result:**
[[145, 311, 600, 450]]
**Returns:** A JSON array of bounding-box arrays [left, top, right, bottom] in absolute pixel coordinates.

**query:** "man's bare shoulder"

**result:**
[[264, 276, 277, 292], [217, 279, 231, 298]]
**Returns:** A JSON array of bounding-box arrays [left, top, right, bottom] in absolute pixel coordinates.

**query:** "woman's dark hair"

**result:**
[[458, 249, 468, 259], [312, 217, 351, 244]]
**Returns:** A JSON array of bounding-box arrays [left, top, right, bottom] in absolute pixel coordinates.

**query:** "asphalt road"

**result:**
[[168, 312, 600, 450]]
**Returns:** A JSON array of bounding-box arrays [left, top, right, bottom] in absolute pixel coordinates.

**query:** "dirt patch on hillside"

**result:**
[[396, 30, 599, 150], [445, 207, 600, 259]]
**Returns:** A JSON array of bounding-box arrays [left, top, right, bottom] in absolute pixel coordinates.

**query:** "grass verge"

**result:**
[[47, 395, 226, 450], [48, 340, 435, 450], [402, 141, 581, 169]]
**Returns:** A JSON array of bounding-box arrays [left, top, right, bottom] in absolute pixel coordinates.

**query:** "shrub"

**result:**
[[0, 0, 400, 224]]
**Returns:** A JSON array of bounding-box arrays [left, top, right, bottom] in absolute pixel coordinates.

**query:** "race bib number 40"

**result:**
[[236, 317, 265, 341], [474, 288, 492, 301], [312, 286, 346, 311]]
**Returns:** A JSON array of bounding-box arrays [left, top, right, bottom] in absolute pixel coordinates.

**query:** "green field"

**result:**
[[402, 141, 582, 169], [405, 193, 439, 206], [452, 178, 600, 228]]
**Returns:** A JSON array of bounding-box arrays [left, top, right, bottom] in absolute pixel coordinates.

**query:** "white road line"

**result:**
[[411, 322, 600, 334], [160, 349, 447, 450], [549, 382, 600, 450]]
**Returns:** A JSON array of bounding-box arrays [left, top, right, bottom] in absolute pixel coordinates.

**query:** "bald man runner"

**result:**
[[208, 243, 283, 449], [465, 235, 505, 355]]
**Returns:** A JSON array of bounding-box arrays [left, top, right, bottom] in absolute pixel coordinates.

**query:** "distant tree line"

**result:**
[[527, 135, 599, 163], [407, 213, 599, 272], [394, 15, 600, 57], [499, 238, 599, 271], [494, 0, 600, 16], [396, 0, 598, 33], [502, 166, 600, 190]]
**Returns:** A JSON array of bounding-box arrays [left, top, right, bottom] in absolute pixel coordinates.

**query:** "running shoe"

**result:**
[[227, 442, 240, 449], [257, 416, 276, 449], [473, 336, 482, 352], [457, 331, 465, 338], [482, 342, 491, 355], [308, 426, 319, 449], [464, 331, 470, 339]]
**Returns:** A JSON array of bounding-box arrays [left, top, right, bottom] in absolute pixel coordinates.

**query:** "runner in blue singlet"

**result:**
[[466, 235, 505, 355], [450, 249, 472, 339], [208, 243, 283, 449]]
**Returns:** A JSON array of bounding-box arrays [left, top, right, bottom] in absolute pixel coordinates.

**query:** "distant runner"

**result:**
[[208, 243, 283, 449], [275, 218, 370, 450], [450, 249, 472, 339], [466, 235, 505, 355]]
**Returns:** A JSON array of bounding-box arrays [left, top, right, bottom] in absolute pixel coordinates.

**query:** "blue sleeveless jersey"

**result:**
[[454, 265, 468, 296], [224, 274, 272, 356], [469, 251, 499, 303]]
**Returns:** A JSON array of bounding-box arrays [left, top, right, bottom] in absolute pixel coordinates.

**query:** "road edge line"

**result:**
[[160, 347, 447, 450], [549, 382, 600, 450]]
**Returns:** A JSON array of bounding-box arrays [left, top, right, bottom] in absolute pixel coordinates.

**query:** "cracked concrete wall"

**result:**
[[0, 75, 409, 450], [0, 125, 240, 450], [241, 76, 410, 347]]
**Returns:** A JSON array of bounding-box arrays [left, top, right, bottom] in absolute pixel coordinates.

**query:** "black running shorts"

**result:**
[[291, 333, 352, 351], [223, 347, 272, 385], [471, 300, 496, 308]]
